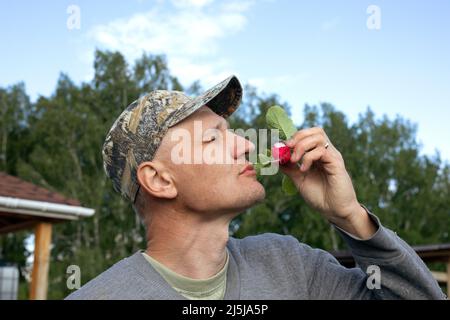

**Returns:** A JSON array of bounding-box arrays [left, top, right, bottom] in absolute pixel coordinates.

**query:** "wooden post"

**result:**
[[30, 222, 52, 300], [447, 257, 450, 297]]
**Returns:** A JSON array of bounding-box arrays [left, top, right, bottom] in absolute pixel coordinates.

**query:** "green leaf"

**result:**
[[282, 175, 298, 196], [254, 162, 263, 175], [258, 153, 273, 166], [266, 105, 297, 140]]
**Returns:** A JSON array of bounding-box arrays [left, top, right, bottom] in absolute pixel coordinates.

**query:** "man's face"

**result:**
[[153, 106, 265, 216]]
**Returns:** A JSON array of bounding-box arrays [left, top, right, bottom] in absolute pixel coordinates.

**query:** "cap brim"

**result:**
[[166, 75, 243, 128]]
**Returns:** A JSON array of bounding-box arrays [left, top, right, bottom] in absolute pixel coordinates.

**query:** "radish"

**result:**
[[271, 142, 291, 165]]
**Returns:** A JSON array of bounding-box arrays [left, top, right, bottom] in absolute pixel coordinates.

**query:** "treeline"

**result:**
[[0, 50, 449, 299]]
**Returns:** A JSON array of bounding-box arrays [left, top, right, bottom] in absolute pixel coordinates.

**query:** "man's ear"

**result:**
[[136, 161, 177, 199]]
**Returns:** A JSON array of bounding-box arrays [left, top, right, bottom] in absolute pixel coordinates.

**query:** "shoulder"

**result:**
[[65, 252, 148, 300], [228, 233, 337, 264], [230, 233, 308, 252], [229, 232, 299, 252], [228, 233, 306, 262]]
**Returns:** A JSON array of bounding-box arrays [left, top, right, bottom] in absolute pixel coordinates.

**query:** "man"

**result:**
[[67, 75, 445, 300]]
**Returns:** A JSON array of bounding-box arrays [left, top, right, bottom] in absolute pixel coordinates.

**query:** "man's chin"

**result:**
[[241, 183, 266, 208], [254, 183, 266, 202]]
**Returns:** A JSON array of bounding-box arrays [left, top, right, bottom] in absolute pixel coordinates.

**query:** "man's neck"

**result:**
[[144, 207, 233, 279]]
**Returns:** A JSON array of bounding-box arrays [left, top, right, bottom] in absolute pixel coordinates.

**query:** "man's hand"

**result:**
[[281, 127, 377, 239]]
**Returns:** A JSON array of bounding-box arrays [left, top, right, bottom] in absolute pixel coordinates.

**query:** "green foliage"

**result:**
[[265, 105, 297, 140], [0, 50, 449, 299], [254, 153, 272, 175], [282, 175, 298, 196], [255, 105, 298, 195], [258, 153, 272, 166]]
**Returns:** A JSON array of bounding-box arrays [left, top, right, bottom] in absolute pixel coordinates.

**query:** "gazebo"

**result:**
[[0, 172, 94, 300]]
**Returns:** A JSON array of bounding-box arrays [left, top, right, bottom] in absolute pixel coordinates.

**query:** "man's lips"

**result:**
[[239, 164, 256, 175]]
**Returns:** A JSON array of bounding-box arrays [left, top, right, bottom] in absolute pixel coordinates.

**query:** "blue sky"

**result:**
[[1, 0, 449, 161]]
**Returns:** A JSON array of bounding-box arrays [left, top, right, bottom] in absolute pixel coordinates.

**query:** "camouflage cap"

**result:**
[[102, 75, 243, 203]]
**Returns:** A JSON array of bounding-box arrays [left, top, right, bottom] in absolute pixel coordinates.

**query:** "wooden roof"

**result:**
[[0, 172, 80, 206], [0, 172, 94, 234]]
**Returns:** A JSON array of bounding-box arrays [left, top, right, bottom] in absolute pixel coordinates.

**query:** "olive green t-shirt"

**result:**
[[142, 250, 229, 300]]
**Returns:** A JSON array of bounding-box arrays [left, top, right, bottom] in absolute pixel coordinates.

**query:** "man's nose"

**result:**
[[231, 133, 255, 160]]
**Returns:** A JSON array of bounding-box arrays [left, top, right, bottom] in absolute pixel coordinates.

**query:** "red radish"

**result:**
[[272, 142, 291, 165]]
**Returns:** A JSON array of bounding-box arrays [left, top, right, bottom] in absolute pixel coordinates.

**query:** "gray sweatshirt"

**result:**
[[66, 209, 446, 300]]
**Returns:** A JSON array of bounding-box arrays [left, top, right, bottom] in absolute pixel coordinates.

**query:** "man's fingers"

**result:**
[[285, 127, 322, 148], [290, 134, 327, 163], [299, 146, 327, 171]]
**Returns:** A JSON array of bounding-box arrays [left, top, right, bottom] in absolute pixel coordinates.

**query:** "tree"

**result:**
[[0, 50, 448, 299]]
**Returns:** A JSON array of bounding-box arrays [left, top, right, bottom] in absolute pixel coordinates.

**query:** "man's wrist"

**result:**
[[330, 203, 378, 240]]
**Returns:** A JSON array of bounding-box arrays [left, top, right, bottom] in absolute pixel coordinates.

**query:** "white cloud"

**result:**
[[220, 0, 255, 13], [171, 0, 215, 8], [87, 0, 254, 88], [321, 17, 340, 31]]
